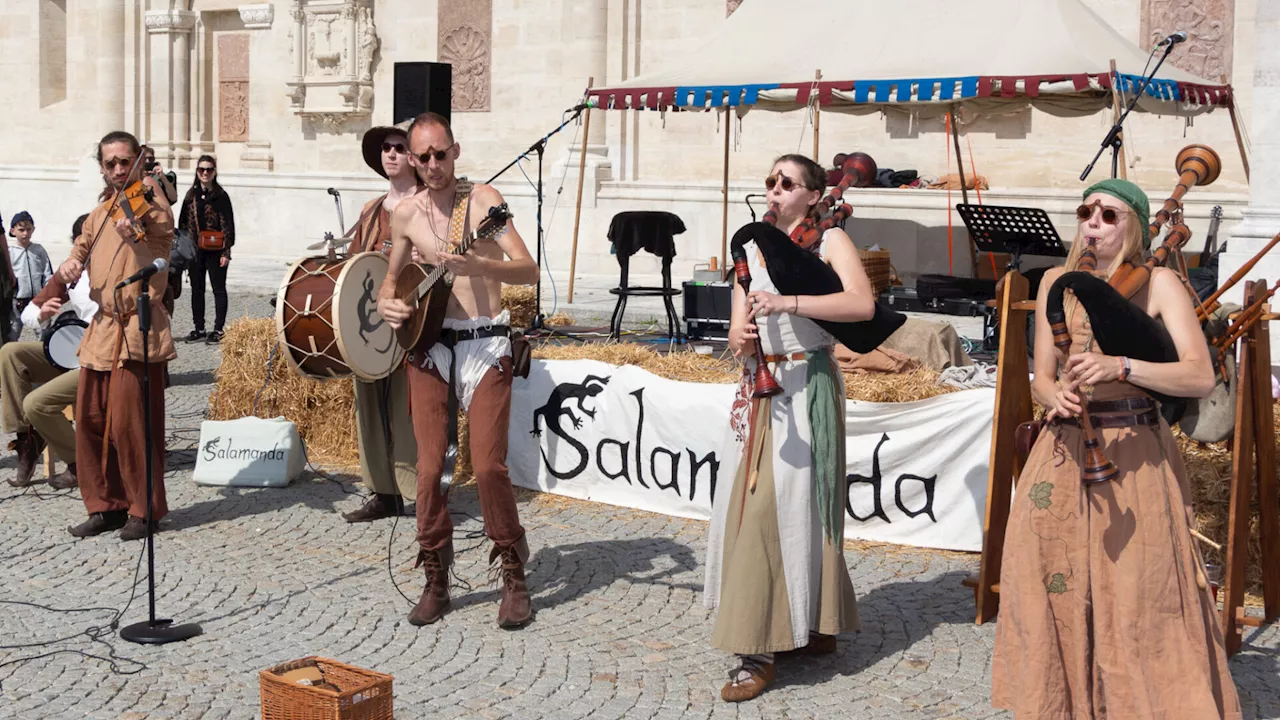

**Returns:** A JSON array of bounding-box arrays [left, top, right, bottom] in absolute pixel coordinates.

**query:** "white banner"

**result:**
[[841, 390, 994, 552], [509, 360, 993, 552]]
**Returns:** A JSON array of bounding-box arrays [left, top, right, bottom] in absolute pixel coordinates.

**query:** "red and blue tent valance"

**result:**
[[588, 72, 1232, 113]]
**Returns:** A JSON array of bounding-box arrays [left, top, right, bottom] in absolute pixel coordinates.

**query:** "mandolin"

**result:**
[[394, 203, 513, 353]]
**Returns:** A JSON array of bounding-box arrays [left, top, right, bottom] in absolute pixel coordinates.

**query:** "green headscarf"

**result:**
[[1082, 178, 1151, 249]]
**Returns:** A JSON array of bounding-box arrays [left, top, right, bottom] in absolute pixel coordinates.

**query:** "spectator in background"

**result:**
[[6, 211, 53, 341], [177, 155, 234, 344], [140, 145, 179, 206]]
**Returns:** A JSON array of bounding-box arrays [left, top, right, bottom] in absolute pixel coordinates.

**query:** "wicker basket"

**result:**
[[858, 249, 892, 295], [261, 656, 393, 720]]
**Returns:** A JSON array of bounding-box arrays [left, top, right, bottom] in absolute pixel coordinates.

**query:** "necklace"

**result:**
[[426, 187, 457, 252]]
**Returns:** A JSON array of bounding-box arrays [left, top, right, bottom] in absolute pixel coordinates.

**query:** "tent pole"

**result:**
[[1228, 94, 1251, 183], [949, 105, 978, 276], [812, 69, 822, 160], [721, 109, 731, 272], [1108, 59, 1128, 180], [567, 77, 594, 304]]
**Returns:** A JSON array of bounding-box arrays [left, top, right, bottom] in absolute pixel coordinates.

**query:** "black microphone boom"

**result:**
[[115, 259, 168, 290]]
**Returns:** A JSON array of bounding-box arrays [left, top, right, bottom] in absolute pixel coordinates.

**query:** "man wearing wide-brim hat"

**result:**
[[340, 120, 423, 523]]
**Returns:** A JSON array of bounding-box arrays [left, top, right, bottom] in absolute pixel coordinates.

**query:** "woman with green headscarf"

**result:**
[[991, 178, 1240, 718]]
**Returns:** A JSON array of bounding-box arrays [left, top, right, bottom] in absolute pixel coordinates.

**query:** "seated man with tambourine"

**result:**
[[0, 214, 97, 490]]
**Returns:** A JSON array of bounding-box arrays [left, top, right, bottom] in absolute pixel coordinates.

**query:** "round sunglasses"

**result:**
[[1076, 201, 1129, 225], [381, 141, 407, 154], [412, 143, 457, 165], [764, 173, 804, 192]]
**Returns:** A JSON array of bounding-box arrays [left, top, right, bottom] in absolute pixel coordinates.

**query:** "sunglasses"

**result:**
[[103, 157, 137, 171], [197, 166, 216, 174], [382, 141, 407, 154], [1076, 201, 1127, 225], [764, 173, 802, 192], [413, 143, 456, 165]]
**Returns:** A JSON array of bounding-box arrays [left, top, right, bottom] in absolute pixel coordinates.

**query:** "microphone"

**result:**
[[327, 187, 340, 197], [569, 97, 600, 113], [115, 259, 168, 290], [1158, 30, 1188, 46]]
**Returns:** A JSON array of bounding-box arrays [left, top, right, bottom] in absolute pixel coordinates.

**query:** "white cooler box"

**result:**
[[192, 416, 304, 488]]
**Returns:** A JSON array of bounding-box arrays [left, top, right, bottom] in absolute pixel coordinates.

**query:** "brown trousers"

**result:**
[[0, 341, 78, 464], [408, 357, 524, 551], [76, 363, 167, 520]]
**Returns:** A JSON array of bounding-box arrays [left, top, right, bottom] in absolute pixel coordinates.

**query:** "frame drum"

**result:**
[[42, 314, 87, 371], [276, 252, 404, 381]]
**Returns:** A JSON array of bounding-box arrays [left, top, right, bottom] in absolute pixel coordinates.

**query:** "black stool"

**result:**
[[607, 211, 686, 341]]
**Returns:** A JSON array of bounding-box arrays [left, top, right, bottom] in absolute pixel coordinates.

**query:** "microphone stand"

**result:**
[[745, 194, 767, 223], [485, 104, 591, 330], [329, 190, 346, 235], [119, 284, 202, 645], [1080, 40, 1179, 182]]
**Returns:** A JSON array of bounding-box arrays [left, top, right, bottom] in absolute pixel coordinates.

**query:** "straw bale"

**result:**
[[207, 318, 359, 468], [503, 285, 537, 329], [1180, 402, 1280, 601]]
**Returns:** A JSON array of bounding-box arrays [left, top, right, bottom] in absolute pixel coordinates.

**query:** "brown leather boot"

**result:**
[[341, 493, 403, 523], [47, 464, 78, 491], [68, 510, 128, 538], [408, 543, 453, 626], [491, 537, 532, 629], [8, 431, 46, 488]]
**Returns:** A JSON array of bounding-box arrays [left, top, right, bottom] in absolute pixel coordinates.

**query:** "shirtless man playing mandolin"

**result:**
[[377, 112, 539, 629]]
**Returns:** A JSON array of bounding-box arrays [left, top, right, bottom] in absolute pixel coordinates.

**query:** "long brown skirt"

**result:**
[[991, 418, 1241, 719]]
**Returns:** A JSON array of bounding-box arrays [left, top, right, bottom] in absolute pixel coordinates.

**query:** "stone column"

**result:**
[[88, 0, 126, 130], [555, 0, 612, 207], [144, 7, 197, 161], [1221, 0, 1280, 365]]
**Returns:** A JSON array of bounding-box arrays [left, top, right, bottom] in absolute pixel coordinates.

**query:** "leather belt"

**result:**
[[440, 325, 510, 347], [1055, 410, 1160, 429], [761, 352, 807, 364], [1086, 396, 1156, 413]]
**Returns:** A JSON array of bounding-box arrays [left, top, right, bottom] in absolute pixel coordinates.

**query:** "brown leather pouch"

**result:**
[[1015, 421, 1043, 463], [510, 331, 531, 378]]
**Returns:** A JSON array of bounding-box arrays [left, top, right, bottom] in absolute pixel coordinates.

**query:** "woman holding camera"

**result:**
[[177, 155, 234, 344]]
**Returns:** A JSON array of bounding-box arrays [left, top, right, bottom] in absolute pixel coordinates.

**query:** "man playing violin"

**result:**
[[56, 131, 176, 541], [377, 112, 539, 629]]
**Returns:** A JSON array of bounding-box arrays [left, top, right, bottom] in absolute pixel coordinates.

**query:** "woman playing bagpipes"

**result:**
[[991, 178, 1240, 718], [703, 154, 877, 703]]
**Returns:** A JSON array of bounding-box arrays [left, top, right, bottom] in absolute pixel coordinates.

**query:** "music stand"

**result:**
[[956, 204, 1067, 271]]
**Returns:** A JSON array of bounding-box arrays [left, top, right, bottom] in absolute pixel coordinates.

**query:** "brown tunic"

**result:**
[[353, 194, 393, 254], [69, 194, 176, 371]]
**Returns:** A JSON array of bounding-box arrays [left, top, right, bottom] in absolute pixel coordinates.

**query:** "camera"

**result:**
[[143, 158, 158, 172]]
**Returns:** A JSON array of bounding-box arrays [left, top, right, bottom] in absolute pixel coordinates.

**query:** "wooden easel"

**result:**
[[1219, 279, 1280, 655], [963, 269, 1035, 623]]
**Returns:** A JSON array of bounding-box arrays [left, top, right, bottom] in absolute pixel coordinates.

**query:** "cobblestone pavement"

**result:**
[[0, 292, 1277, 720]]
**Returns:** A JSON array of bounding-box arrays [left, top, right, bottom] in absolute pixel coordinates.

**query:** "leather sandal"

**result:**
[[720, 660, 775, 703]]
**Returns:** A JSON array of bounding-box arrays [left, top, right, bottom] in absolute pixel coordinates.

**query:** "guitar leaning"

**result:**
[[393, 203, 513, 353]]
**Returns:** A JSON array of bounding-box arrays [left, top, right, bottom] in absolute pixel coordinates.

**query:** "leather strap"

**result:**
[[440, 343, 458, 498], [441, 325, 510, 347], [761, 352, 807, 364], [436, 179, 472, 499], [445, 180, 474, 250], [1087, 396, 1156, 413], [1055, 410, 1159, 429]]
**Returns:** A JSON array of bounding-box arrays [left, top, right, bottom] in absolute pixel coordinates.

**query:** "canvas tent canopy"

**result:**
[[588, 0, 1232, 116]]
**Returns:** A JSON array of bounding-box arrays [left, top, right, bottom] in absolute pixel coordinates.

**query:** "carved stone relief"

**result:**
[[727, 0, 743, 16], [1141, 0, 1234, 82], [286, 0, 378, 129], [439, 0, 491, 112], [218, 34, 250, 142]]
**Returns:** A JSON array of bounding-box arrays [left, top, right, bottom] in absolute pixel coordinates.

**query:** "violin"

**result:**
[[110, 180, 155, 242]]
